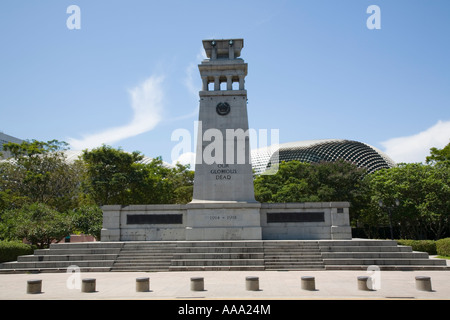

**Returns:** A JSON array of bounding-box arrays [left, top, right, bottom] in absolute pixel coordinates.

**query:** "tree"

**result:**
[[254, 161, 314, 203], [426, 141, 450, 165], [0, 139, 84, 212], [310, 160, 370, 222], [82, 145, 194, 205], [170, 163, 194, 204], [423, 142, 450, 239], [82, 145, 145, 205], [363, 162, 450, 240], [70, 205, 103, 240], [1, 203, 71, 248]]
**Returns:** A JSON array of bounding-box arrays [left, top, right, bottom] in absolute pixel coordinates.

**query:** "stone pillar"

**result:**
[[136, 277, 150, 292], [211, 44, 217, 60], [202, 76, 209, 91], [415, 276, 432, 292], [301, 276, 316, 291], [357, 276, 372, 291], [81, 278, 96, 293], [226, 75, 233, 90], [27, 279, 42, 294], [239, 75, 245, 90], [229, 41, 234, 59], [190, 277, 204, 291], [245, 276, 259, 291], [214, 76, 220, 91]]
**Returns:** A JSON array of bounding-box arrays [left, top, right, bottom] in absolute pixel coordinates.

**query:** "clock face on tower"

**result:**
[[216, 102, 231, 116]]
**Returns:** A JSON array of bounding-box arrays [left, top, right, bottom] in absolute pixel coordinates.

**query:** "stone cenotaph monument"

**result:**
[[100, 39, 352, 242], [186, 39, 262, 240]]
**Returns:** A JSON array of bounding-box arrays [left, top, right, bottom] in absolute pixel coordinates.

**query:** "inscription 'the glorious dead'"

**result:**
[[210, 164, 237, 180]]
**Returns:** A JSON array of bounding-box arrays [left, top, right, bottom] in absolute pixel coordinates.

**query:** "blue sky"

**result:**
[[1, 0, 449, 166]]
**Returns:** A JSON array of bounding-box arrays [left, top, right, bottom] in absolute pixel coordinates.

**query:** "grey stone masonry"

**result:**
[[0, 240, 447, 273], [100, 202, 352, 241]]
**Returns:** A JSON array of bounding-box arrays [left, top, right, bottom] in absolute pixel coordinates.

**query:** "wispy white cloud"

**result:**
[[68, 75, 164, 150], [184, 63, 201, 97], [381, 120, 450, 163], [183, 46, 206, 96]]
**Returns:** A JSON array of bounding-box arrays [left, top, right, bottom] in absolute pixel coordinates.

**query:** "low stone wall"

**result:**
[[101, 202, 352, 241], [101, 205, 187, 241], [260, 202, 351, 240]]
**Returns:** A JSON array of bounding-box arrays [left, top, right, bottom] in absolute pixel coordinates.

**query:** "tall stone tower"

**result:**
[[192, 39, 256, 203], [186, 39, 262, 240]]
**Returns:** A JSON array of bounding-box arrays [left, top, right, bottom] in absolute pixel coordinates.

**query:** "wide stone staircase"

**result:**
[[111, 241, 266, 272], [0, 240, 447, 273], [168, 241, 265, 271], [264, 241, 324, 270], [0, 242, 122, 273], [319, 239, 448, 270]]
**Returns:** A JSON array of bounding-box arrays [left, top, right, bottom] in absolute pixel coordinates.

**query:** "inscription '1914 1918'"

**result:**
[[210, 164, 237, 180]]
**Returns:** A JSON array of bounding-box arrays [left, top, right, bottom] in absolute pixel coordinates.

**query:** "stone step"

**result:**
[[318, 240, 399, 247], [18, 254, 119, 262], [179, 247, 264, 253], [323, 258, 447, 266], [265, 257, 322, 262], [264, 248, 321, 251], [265, 258, 323, 263], [319, 246, 413, 253], [0, 267, 113, 274], [171, 259, 265, 266], [265, 265, 325, 271], [264, 240, 320, 245], [49, 242, 123, 249], [264, 258, 324, 262], [321, 252, 429, 259], [112, 266, 169, 272], [34, 248, 122, 255], [264, 247, 321, 251], [169, 265, 266, 271], [264, 251, 322, 255], [264, 245, 320, 250], [115, 255, 172, 260], [121, 247, 265, 254], [324, 265, 449, 271], [122, 241, 264, 248], [113, 261, 170, 267], [171, 253, 264, 259], [265, 264, 325, 269], [0, 260, 115, 269]]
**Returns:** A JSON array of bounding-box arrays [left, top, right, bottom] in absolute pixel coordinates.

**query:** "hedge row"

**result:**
[[397, 238, 450, 256], [0, 241, 34, 263], [396, 240, 437, 255], [436, 238, 450, 257]]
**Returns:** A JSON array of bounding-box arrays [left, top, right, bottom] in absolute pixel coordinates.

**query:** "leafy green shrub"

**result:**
[[1, 203, 71, 248], [0, 241, 34, 263], [436, 238, 450, 257], [396, 240, 437, 255], [70, 205, 103, 240]]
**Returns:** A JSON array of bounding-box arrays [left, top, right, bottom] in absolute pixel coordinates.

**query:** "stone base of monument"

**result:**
[[185, 202, 262, 240], [101, 201, 352, 241]]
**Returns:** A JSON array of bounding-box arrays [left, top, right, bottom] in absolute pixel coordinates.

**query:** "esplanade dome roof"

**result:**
[[251, 139, 396, 175]]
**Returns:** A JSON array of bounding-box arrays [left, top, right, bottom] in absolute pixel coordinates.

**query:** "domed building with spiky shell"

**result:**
[[251, 139, 396, 175]]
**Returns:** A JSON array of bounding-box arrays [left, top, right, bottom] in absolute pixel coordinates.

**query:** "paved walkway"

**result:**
[[0, 269, 449, 300]]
